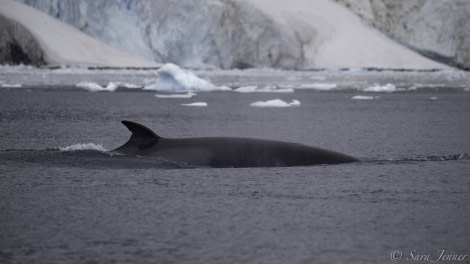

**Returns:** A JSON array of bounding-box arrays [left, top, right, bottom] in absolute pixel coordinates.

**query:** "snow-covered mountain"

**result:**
[[2, 0, 453, 69]]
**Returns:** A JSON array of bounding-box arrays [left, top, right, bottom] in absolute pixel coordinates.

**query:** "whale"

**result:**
[[112, 120, 359, 168]]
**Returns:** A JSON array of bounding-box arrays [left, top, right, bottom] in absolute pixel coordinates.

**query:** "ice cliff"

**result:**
[[2, 0, 457, 69]]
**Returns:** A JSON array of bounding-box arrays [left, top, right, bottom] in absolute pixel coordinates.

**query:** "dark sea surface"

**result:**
[[1, 84, 469, 263]]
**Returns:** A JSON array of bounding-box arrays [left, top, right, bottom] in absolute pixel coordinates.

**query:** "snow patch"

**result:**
[[364, 83, 397, 93], [250, 99, 300, 107], [145, 63, 231, 92], [59, 143, 107, 152], [182, 102, 208, 107]]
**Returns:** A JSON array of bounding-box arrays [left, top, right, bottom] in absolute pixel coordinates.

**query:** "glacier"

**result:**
[[0, 0, 159, 68], [4, 0, 451, 70]]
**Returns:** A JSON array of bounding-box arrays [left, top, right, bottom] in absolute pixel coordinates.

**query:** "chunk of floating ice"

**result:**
[[234, 85, 294, 93], [117, 82, 141, 89], [364, 83, 396, 92], [145, 63, 231, 92], [289, 100, 301, 106], [182, 102, 208, 107], [105, 82, 118, 91], [298, 83, 337, 90], [351, 95, 378, 100], [76, 82, 102, 91], [76, 82, 117, 92], [1, 83, 22, 88], [59, 143, 107, 152], [155, 92, 196, 98], [250, 99, 300, 107]]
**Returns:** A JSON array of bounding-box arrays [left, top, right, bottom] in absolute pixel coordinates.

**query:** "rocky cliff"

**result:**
[[335, 0, 470, 69]]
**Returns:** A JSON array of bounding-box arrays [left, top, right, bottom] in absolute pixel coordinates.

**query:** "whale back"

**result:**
[[112, 120, 359, 167]]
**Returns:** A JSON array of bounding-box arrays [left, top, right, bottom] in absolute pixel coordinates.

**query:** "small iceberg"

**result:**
[[76, 82, 117, 92], [1, 83, 22, 88], [351, 95, 378, 100], [234, 85, 294, 93], [155, 92, 197, 98], [116, 82, 141, 89], [363, 83, 397, 93], [145, 63, 231, 92], [182, 102, 208, 107], [298, 83, 337, 91], [250, 99, 300, 108]]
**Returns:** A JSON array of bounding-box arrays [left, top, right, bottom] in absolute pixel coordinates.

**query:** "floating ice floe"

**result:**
[[0, 83, 22, 88], [116, 82, 141, 89], [363, 83, 397, 92], [297, 83, 337, 91], [59, 143, 107, 152], [76, 82, 117, 92], [250, 99, 301, 108], [182, 102, 208, 107], [155, 92, 197, 98], [145, 63, 231, 92], [234, 85, 294, 93], [351, 95, 379, 100]]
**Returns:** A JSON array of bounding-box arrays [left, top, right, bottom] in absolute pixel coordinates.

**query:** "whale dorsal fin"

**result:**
[[121, 120, 161, 140], [113, 121, 162, 151]]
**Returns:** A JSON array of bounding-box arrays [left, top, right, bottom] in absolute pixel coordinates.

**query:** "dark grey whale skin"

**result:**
[[112, 120, 359, 168]]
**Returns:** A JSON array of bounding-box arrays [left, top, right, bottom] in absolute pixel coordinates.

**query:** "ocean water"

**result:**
[[1, 82, 469, 263]]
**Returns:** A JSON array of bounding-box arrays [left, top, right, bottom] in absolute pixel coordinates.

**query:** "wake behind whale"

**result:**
[[112, 120, 359, 168]]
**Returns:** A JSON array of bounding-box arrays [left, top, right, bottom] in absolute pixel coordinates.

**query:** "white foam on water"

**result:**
[[59, 143, 108, 152]]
